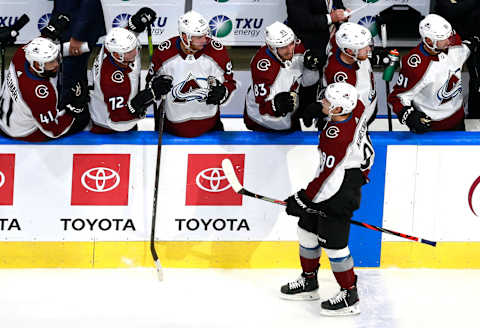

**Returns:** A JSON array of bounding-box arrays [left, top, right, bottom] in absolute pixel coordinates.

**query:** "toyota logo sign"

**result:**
[[81, 167, 120, 192], [186, 154, 244, 206], [195, 168, 231, 192]]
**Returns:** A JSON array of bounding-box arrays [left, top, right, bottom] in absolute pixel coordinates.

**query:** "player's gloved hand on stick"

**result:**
[[129, 7, 157, 33], [285, 189, 326, 218], [398, 106, 431, 134], [303, 49, 324, 71], [149, 74, 173, 100], [62, 81, 89, 118], [206, 78, 228, 105], [128, 88, 155, 118], [40, 13, 71, 42], [273, 91, 297, 117]]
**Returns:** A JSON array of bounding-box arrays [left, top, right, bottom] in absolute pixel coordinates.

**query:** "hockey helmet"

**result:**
[[105, 27, 139, 63], [265, 21, 296, 67], [178, 11, 211, 50], [419, 14, 452, 52], [335, 22, 372, 60], [324, 82, 358, 117], [25, 37, 60, 76]]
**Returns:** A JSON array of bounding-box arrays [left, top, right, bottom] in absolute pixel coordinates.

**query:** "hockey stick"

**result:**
[[221, 159, 437, 247], [147, 23, 164, 281]]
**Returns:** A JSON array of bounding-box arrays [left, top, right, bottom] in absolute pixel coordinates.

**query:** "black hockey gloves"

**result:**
[[62, 81, 89, 118], [370, 47, 390, 68], [128, 88, 154, 118], [149, 74, 173, 100], [0, 27, 16, 46], [303, 49, 324, 71], [302, 102, 325, 128], [464, 36, 480, 54], [40, 13, 71, 42], [206, 78, 228, 105], [0, 14, 28, 46], [129, 7, 157, 33], [285, 189, 326, 218], [398, 106, 432, 134], [273, 92, 297, 117]]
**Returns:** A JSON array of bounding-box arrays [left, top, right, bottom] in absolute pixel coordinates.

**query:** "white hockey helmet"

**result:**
[[25, 37, 60, 75], [335, 22, 372, 60], [265, 21, 296, 67], [324, 82, 358, 117], [419, 14, 452, 52], [105, 27, 139, 63], [178, 11, 211, 50]]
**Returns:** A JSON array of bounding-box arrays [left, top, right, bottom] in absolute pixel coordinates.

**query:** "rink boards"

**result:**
[[1, 131, 480, 268]]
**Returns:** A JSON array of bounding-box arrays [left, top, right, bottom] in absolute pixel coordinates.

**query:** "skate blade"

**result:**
[[279, 290, 320, 301], [320, 303, 360, 316]]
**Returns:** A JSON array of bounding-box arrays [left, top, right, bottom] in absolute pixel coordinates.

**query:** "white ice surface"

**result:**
[[0, 268, 478, 328]]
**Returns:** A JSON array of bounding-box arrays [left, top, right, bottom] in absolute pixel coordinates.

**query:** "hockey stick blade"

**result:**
[[154, 259, 163, 281], [221, 159, 243, 193], [222, 158, 296, 206], [221, 164, 437, 247]]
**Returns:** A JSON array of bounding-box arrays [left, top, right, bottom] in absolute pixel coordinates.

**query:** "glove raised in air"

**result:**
[[128, 7, 157, 33], [303, 49, 324, 71], [40, 13, 71, 42]]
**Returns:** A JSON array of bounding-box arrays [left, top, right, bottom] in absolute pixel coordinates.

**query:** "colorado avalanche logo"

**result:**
[[326, 126, 340, 138], [171, 73, 210, 102], [407, 54, 421, 68], [35, 85, 49, 99], [437, 69, 462, 105], [334, 72, 348, 83], [111, 71, 124, 84], [257, 59, 271, 72]]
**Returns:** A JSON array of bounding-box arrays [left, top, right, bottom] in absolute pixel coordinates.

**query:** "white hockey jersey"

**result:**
[[388, 34, 470, 130], [305, 100, 374, 203], [0, 45, 75, 141], [243, 41, 319, 131], [89, 46, 141, 133], [322, 47, 377, 124], [146, 36, 236, 138]]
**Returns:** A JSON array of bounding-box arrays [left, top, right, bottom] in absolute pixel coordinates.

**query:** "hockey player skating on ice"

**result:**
[[388, 14, 479, 132], [90, 8, 172, 133], [281, 82, 374, 316], [303, 22, 376, 129], [0, 37, 89, 141], [146, 10, 236, 137], [243, 21, 320, 131]]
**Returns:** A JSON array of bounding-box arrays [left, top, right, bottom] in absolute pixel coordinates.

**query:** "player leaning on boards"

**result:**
[[146, 10, 237, 138], [243, 22, 320, 131], [388, 14, 480, 133], [89, 8, 172, 133], [303, 22, 377, 130], [0, 16, 89, 141], [281, 82, 374, 316]]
